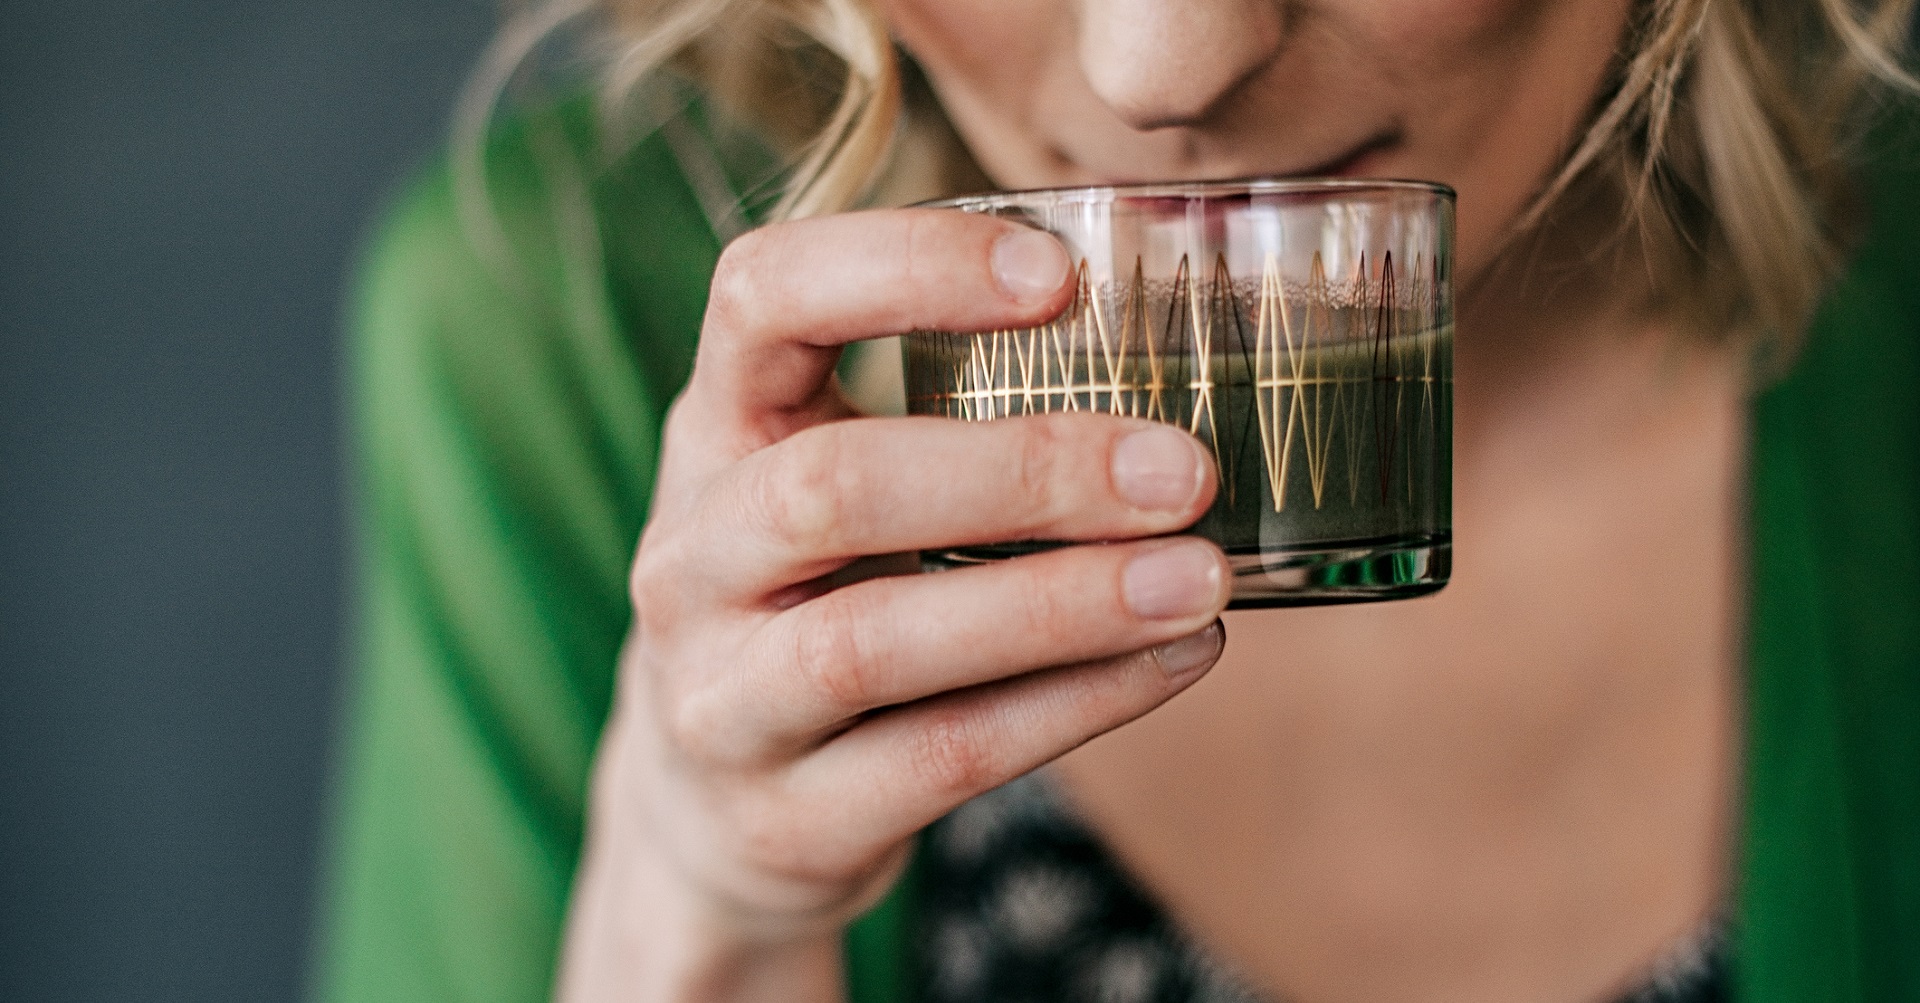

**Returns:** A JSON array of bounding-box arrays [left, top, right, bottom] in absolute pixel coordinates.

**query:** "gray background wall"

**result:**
[[2, 3, 493, 998]]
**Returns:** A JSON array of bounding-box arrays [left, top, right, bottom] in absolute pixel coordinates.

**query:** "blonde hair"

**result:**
[[484, 0, 1916, 343]]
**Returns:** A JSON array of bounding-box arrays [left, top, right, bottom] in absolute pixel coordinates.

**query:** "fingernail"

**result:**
[[1123, 540, 1226, 620], [1151, 621, 1225, 678], [991, 228, 1070, 304], [1112, 426, 1205, 511]]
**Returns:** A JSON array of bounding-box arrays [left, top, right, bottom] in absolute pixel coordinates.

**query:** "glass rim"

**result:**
[[914, 176, 1454, 211]]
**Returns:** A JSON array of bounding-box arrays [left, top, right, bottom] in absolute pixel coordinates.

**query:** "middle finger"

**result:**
[[687, 411, 1219, 597]]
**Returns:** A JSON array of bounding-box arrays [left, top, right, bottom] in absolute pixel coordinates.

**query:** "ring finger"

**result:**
[[719, 534, 1230, 750]]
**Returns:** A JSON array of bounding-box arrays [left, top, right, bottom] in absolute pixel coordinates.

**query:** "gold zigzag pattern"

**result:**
[[918, 252, 1446, 513]]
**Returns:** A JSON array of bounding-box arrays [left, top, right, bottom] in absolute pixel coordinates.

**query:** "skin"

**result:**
[[558, 1, 1743, 1000]]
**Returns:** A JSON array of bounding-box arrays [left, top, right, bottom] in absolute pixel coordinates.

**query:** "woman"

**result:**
[[316, 1, 1920, 1000]]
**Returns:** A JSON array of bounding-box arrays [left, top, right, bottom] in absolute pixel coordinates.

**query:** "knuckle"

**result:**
[[707, 229, 775, 332], [895, 212, 934, 296], [629, 529, 704, 630], [793, 596, 881, 715], [727, 792, 794, 866], [1012, 416, 1070, 524], [907, 708, 999, 800], [753, 428, 850, 552], [655, 681, 729, 763], [657, 391, 707, 455], [1007, 559, 1075, 647], [628, 547, 674, 614], [727, 791, 840, 887]]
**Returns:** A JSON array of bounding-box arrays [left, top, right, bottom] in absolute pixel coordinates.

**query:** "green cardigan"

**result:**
[[313, 99, 1920, 1002]]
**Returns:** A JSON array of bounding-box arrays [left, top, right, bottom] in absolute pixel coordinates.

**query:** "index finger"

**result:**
[[685, 208, 1076, 441]]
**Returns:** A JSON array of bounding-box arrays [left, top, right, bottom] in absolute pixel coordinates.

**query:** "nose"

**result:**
[[1076, 0, 1285, 130]]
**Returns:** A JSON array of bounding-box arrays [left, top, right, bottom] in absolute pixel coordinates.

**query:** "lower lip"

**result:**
[[1319, 156, 1373, 178], [1304, 138, 1398, 179]]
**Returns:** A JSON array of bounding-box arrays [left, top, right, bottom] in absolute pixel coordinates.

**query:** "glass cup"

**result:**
[[904, 179, 1455, 607]]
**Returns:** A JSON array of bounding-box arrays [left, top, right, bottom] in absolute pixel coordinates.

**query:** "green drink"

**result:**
[[906, 180, 1454, 607]]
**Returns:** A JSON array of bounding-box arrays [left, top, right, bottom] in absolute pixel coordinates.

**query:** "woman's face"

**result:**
[[881, 0, 1634, 278]]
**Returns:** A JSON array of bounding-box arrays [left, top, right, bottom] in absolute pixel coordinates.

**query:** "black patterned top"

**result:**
[[914, 774, 1728, 1003]]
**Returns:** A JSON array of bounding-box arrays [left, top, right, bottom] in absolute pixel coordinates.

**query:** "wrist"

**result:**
[[557, 720, 847, 1003], [559, 808, 848, 1003]]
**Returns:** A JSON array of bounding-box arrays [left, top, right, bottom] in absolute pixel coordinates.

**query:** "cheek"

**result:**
[[880, 0, 1057, 89], [878, 0, 1078, 185], [1360, 0, 1563, 79], [1351, 0, 1631, 271]]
